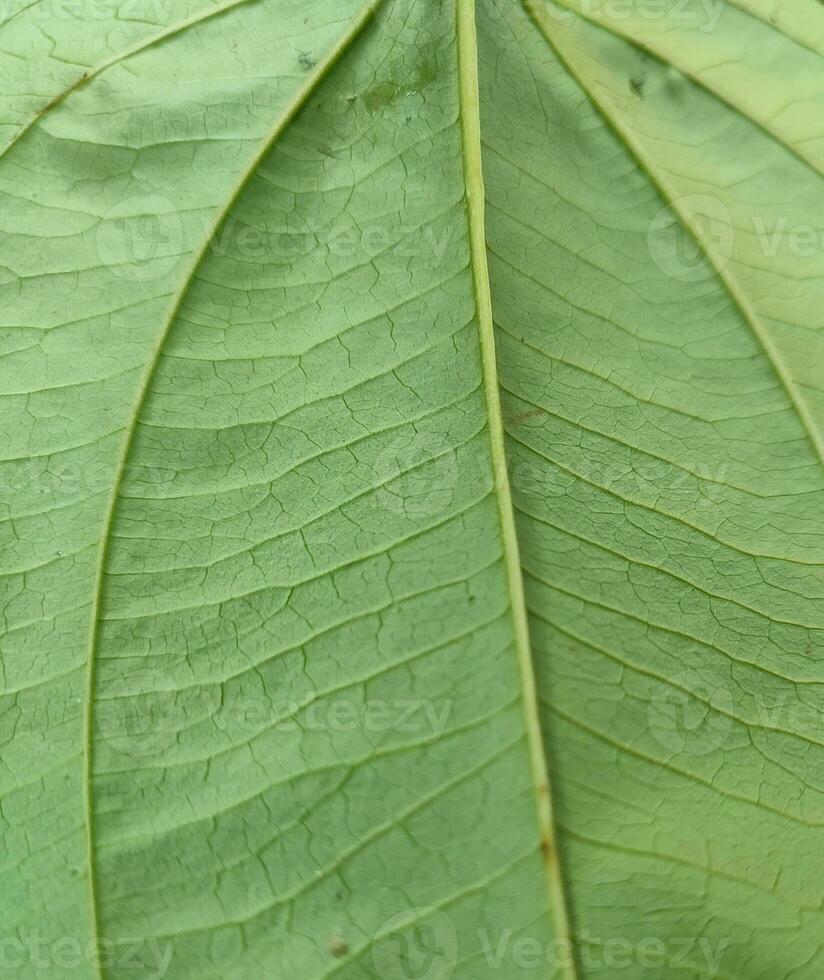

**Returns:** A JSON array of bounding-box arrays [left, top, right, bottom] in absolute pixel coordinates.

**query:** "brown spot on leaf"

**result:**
[[509, 408, 543, 426]]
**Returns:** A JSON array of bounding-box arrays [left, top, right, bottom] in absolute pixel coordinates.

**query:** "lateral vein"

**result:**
[[1, 0, 267, 159], [79, 3, 383, 975], [524, 0, 824, 480]]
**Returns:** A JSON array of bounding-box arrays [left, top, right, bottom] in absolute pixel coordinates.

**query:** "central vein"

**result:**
[[454, 0, 578, 975]]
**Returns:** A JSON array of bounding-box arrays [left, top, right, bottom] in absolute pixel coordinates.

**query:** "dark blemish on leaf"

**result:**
[[328, 937, 349, 959], [663, 67, 687, 101], [509, 408, 543, 425], [298, 50, 316, 72], [629, 76, 645, 97], [540, 838, 554, 864], [414, 57, 438, 90], [363, 81, 399, 114]]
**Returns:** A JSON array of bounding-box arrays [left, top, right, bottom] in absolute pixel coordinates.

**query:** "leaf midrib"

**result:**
[[71, 1, 579, 972], [456, 0, 578, 976]]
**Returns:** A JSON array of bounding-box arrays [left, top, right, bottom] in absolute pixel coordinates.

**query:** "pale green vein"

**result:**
[[548, 702, 824, 829], [456, 0, 578, 976], [546, 0, 824, 185], [138, 739, 522, 940], [525, 0, 824, 480], [319, 850, 538, 980], [79, 3, 383, 974], [0, 0, 266, 159], [725, 0, 824, 59], [106, 704, 511, 857]]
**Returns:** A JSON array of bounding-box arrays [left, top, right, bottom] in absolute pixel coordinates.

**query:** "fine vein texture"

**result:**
[[81, 2, 386, 969], [2, 1, 562, 978], [3, 0, 824, 978], [480, 0, 824, 975]]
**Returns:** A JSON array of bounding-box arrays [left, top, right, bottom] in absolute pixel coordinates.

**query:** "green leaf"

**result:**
[[1, 0, 822, 977]]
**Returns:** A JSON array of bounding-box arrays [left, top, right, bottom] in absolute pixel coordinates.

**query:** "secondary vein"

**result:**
[[524, 0, 824, 480], [547, 0, 824, 185], [80, 3, 383, 974], [455, 1, 579, 976], [0, 0, 265, 159]]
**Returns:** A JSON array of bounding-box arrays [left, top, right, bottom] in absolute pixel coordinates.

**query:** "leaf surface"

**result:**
[[2, 0, 823, 977], [481, 0, 824, 974]]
